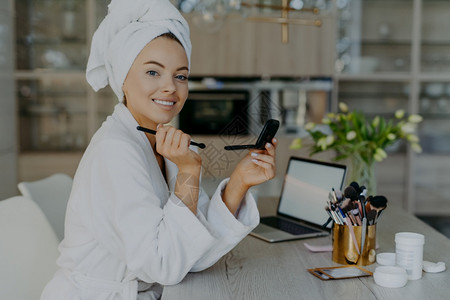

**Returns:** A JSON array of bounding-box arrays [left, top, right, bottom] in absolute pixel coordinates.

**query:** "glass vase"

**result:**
[[347, 153, 377, 195]]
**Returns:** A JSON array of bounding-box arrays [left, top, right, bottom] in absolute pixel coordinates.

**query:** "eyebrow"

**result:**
[[144, 60, 189, 72]]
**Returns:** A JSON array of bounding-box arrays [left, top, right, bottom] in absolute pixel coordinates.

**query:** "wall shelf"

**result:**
[[14, 0, 117, 157], [336, 73, 412, 81], [335, 0, 450, 215]]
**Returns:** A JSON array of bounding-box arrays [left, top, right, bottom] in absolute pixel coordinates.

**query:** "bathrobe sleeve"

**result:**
[[162, 147, 260, 272], [83, 138, 220, 285], [188, 179, 260, 271]]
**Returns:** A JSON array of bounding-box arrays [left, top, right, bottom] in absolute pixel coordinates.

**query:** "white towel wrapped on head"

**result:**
[[86, 0, 191, 101]]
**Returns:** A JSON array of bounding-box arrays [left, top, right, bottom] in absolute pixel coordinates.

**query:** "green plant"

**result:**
[[290, 102, 422, 194], [291, 102, 423, 164]]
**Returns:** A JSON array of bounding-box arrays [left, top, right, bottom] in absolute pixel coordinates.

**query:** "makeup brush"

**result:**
[[332, 188, 339, 203], [369, 195, 388, 223], [332, 205, 344, 225], [346, 199, 358, 211], [328, 192, 335, 203], [347, 212, 357, 226], [339, 197, 352, 211], [360, 193, 368, 255], [337, 206, 360, 255], [137, 126, 206, 149], [365, 201, 372, 216], [335, 190, 343, 202], [322, 207, 333, 228], [327, 202, 342, 225], [366, 210, 377, 225], [360, 216, 367, 255], [344, 186, 358, 201], [359, 185, 367, 197], [369, 195, 388, 209], [355, 198, 364, 219], [351, 208, 362, 226], [368, 203, 387, 217], [322, 208, 334, 228], [349, 181, 360, 194]]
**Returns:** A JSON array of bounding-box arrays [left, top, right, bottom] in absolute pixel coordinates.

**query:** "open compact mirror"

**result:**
[[224, 119, 279, 151]]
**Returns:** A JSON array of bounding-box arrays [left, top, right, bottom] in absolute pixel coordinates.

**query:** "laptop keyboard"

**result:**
[[260, 217, 320, 235]]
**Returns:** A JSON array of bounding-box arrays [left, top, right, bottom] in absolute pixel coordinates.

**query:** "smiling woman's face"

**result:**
[[122, 36, 189, 129]]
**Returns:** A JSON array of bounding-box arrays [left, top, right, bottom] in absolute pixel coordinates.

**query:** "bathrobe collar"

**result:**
[[112, 103, 180, 204]]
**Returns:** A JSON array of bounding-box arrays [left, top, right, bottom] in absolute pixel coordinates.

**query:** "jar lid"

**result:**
[[373, 266, 408, 288], [395, 232, 425, 245], [376, 252, 396, 266]]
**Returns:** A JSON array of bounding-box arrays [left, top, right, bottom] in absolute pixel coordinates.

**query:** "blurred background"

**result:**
[[1, 0, 449, 237]]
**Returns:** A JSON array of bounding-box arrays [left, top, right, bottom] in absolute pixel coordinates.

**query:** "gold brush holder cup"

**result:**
[[332, 224, 377, 266]]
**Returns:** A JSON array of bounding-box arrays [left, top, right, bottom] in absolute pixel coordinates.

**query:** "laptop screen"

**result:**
[[277, 157, 347, 229]]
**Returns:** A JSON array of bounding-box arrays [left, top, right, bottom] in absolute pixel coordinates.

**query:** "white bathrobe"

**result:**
[[40, 103, 259, 300]]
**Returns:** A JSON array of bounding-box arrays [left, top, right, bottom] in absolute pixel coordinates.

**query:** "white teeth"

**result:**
[[154, 99, 175, 106]]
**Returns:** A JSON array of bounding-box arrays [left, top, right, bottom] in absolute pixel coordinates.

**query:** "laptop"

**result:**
[[250, 156, 347, 243]]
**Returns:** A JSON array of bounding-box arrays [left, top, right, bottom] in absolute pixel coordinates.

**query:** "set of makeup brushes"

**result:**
[[323, 181, 388, 255]]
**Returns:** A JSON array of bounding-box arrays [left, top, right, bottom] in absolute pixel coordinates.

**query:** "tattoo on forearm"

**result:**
[[174, 172, 200, 210]]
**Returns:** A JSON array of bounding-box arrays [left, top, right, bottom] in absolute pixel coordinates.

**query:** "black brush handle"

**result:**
[[137, 126, 157, 135], [136, 126, 206, 149], [224, 144, 256, 151]]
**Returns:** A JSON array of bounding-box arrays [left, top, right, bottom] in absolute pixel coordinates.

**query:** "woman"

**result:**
[[41, 1, 276, 299]]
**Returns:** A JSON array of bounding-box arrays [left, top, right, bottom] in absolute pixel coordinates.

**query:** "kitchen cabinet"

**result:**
[[15, 0, 108, 151], [187, 4, 336, 76], [14, 0, 116, 180], [188, 16, 258, 76], [334, 0, 450, 215], [0, 0, 17, 199], [254, 12, 336, 76]]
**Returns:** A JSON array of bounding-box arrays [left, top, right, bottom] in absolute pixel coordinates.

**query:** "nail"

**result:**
[[266, 143, 272, 148], [251, 152, 258, 157], [252, 159, 258, 164]]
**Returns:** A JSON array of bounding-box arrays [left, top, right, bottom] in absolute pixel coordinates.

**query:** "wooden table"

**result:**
[[162, 197, 450, 300]]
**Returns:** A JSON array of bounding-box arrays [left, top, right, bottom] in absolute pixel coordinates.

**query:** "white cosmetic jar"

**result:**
[[376, 252, 396, 266], [373, 266, 408, 288], [395, 232, 425, 280]]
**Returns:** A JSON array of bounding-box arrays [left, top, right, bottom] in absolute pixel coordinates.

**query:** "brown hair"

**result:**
[[157, 32, 183, 46]]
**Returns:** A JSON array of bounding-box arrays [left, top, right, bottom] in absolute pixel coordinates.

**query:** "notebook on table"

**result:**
[[250, 156, 347, 243]]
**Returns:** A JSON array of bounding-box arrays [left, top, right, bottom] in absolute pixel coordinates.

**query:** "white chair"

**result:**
[[0, 196, 59, 300], [18, 173, 73, 241]]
